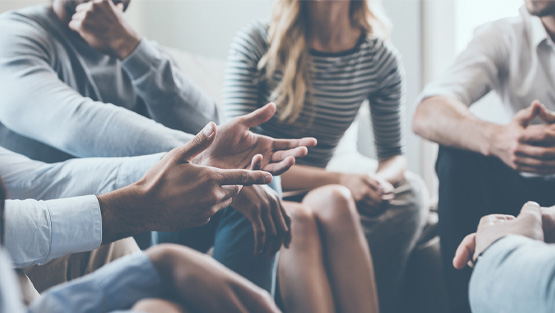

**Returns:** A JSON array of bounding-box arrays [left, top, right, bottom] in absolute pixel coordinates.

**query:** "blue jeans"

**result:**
[[156, 177, 282, 293]]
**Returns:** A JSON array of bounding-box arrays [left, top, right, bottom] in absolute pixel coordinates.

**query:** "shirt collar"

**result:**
[[522, 6, 551, 48]]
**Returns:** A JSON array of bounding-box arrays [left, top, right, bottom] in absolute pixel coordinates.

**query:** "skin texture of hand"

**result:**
[[453, 201, 544, 270], [147, 244, 282, 313], [541, 205, 555, 243], [489, 101, 555, 174], [98, 122, 273, 243], [195, 103, 318, 175], [339, 172, 394, 214], [231, 185, 292, 256], [68, 0, 141, 59]]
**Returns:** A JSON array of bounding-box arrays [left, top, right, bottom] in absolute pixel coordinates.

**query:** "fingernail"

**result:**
[[265, 174, 273, 184], [202, 122, 214, 137], [527, 201, 540, 207]]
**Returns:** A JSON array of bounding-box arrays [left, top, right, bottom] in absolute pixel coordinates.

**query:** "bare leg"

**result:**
[[278, 202, 335, 313], [132, 298, 188, 313], [303, 185, 379, 313]]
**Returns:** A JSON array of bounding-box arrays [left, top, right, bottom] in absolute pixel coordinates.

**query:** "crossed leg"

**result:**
[[278, 185, 379, 313]]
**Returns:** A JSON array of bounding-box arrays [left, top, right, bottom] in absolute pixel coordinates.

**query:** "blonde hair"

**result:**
[[258, 0, 391, 124]]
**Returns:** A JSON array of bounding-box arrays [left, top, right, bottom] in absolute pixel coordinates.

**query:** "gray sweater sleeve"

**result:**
[[0, 147, 162, 200], [469, 235, 555, 313], [0, 17, 195, 158], [121, 39, 220, 133]]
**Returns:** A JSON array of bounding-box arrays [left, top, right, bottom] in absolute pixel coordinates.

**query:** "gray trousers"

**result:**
[[361, 172, 428, 313], [327, 155, 429, 313]]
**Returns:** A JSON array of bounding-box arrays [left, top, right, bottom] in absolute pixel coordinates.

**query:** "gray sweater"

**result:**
[[0, 5, 219, 163]]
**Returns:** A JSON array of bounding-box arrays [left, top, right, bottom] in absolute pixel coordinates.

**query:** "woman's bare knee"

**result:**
[[132, 298, 187, 313], [283, 201, 320, 245], [303, 185, 360, 225]]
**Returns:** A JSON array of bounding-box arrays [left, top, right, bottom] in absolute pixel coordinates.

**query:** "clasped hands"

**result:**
[[490, 100, 555, 175], [339, 172, 395, 215], [453, 202, 555, 269]]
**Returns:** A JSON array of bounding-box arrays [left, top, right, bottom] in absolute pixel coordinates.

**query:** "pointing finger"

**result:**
[[218, 169, 273, 186]]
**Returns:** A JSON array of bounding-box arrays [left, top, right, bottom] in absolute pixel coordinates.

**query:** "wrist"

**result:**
[[97, 184, 146, 243], [114, 33, 141, 60], [336, 172, 350, 186], [483, 123, 505, 157]]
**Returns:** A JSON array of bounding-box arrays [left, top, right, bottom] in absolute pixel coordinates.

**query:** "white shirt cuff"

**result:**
[[47, 195, 102, 265]]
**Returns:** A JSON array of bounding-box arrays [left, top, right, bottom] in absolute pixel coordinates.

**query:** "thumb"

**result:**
[[536, 101, 555, 124], [240, 103, 276, 128], [518, 201, 542, 221], [175, 122, 217, 162], [514, 101, 541, 127], [517, 201, 544, 242]]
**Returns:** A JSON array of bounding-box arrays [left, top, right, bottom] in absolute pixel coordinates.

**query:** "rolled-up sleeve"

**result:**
[[5, 196, 102, 268], [27, 253, 163, 313], [469, 235, 555, 313], [417, 21, 509, 106]]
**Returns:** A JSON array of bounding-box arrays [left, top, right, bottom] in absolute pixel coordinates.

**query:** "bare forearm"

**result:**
[[281, 165, 342, 191], [376, 155, 407, 185], [413, 96, 499, 156]]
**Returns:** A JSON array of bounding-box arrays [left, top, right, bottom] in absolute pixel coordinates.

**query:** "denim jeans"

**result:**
[[156, 177, 282, 293]]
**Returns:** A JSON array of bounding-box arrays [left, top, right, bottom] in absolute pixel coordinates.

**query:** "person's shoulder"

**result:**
[[471, 11, 524, 47], [230, 20, 269, 57], [0, 5, 52, 29], [0, 5, 55, 47], [361, 36, 402, 68]]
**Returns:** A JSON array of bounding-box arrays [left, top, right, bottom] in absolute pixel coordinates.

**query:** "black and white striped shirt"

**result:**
[[223, 21, 405, 168]]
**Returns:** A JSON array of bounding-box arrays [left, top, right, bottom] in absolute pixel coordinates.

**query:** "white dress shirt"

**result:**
[[419, 6, 555, 116], [0, 147, 162, 268]]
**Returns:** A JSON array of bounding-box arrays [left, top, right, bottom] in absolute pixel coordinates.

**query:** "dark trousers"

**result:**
[[157, 178, 282, 294], [436, 146, 555, 313]]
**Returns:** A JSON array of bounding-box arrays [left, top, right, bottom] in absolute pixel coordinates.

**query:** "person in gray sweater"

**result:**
[[0, 0, 316, 296], [453, 201, 555, 313]]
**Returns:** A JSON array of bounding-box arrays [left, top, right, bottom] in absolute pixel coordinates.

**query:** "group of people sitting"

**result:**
[[0, 0, 554, 312]]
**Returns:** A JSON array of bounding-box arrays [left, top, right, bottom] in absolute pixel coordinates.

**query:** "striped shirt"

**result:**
[[223, 21, 405, 168]]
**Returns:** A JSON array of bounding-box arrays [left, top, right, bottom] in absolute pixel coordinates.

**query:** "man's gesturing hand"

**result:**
[[98, 122, 273, 243], [195, 103, 318, 175], [231, 185, 292, 256], [69, 0, 141, 59], [489, 101, 555, 174], [452, 201, 544, 269]]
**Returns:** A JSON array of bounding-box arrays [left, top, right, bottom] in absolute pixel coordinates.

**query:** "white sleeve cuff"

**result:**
[[47, 195, 102, 265]]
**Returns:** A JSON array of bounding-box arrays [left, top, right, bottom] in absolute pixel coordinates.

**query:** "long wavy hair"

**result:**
[[258, 0, 391, 124]]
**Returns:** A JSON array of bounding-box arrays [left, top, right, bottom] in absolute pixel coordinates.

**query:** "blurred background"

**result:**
[[0, 0, 524, 197]]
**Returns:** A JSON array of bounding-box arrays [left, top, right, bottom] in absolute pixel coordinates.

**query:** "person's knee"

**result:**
[[132, 298, 187, 313], [303, 184, 360, 226], [286, 202, 319, 242]]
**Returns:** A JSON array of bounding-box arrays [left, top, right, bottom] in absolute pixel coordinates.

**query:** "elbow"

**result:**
[[412, 101, 429, 137]]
